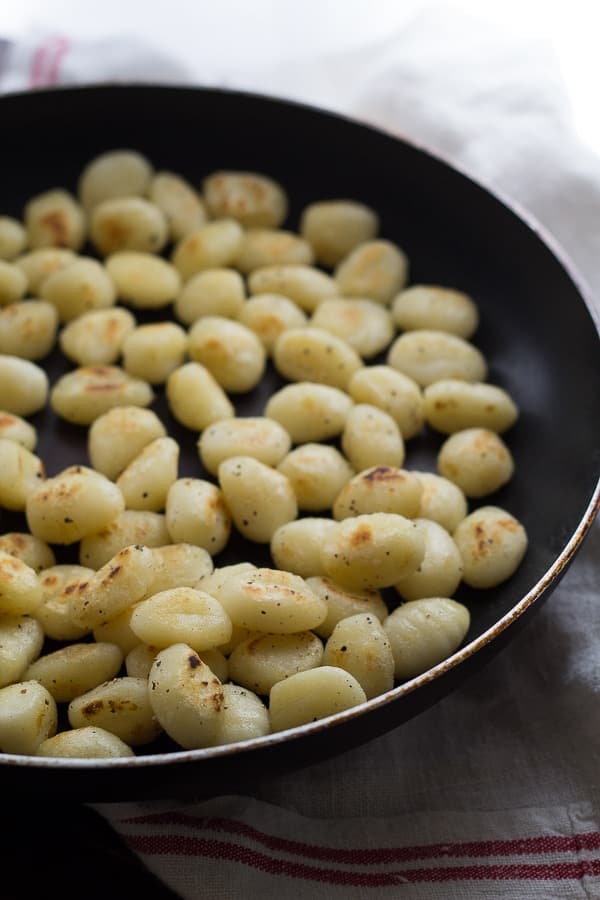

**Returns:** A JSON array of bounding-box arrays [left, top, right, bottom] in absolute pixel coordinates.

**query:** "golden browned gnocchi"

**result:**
[[273, 326, 363, 391], [0, 680, 57, 754], [51, 365, 154, 425], [388, 330, 487, 387], [203, 171, 287, 228], [69, 544, 155, 630], [306, 576, 389, 639], [437, 428, 515, 498], [36, 727, 135, 759], [277, 443, 354, 512], [174, 268, 245, 324], [393, 518, 463, 602], [24, 188, 86, 251], [320, 513, 425, 591], [40, 256, 117, 322], [391, 285, 479, 338], [270, 518, 338, 578], [188, 316, 266, 393], [15, 247, 75, 292], [237, 293, 308, 353], [300, 200, 379, 267], [165, 478, 231, 554], [229, 631, 323, 695], [116, 436, 179, 511], [34, 565, 93, 641], [105, 252, 181, 309], [90, 197, 168, 256], [0, 216, 27, 260], [198, 416, 291, 476], [146, 543, 214, 595], [332, 466, 422, 521], [130, 587, 232, 651], [149, 171, 207, 241], [25, 642, 123, 702], [217, 567, 327, 634], [265, 381, 353, 444], [269, 666, 366, 732], [68, 676, 161, 746], [92, 606, 143, 656], [0, 355, 48, 416], [122, 322, 187, 384], [172, 220, 244, 280], [214, 684, 270, 745], [322, 613, 394, 699], [453, 506, 528, 588], [423, 379, 519, 434], [0, 551, 43, 619], [26, 465, 124, 544], [88, 405, 166, 480], [384, 598, 471, 680], [0, 615, 44, 688], [341, 404, 405, 471], [248, 264, 337, 312], [0, 439, 44, 512], [78, 149, 153, 210], [0, 260, 28, 305], [59, 307, 136, 366], [413, 471, 468, 534], [0, 300, 58, 359], [167, 362, 234, 430], [311, 298, 394, 359], [0, 411, 37, 450], [334, 239, 408, 304], [348, 365, 424, 439], [148, 644, 224, 749], [79, 510, 170, 569], [218, 456, 297, 543], [0, 533, 55, 572], [235, 229, 314, 274]]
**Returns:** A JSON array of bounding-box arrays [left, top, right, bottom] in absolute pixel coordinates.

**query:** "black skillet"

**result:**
[[0, 84, 598, 803]]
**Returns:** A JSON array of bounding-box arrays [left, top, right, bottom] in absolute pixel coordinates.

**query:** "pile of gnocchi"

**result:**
[[0, 151, 528, 760]]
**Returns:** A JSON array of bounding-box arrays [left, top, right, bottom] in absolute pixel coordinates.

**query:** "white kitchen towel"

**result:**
[[2, 8, 599, 899]]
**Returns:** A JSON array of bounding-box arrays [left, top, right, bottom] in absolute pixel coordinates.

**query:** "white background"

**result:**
[[1, 0, 599, 155]]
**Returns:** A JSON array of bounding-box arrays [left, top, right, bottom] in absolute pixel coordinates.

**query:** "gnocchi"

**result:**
[[277, 443, 354, 512], [300, 200, 379, 267], [90, 197, 168, 256], [0, 300, 58, 359], [388, 330, 487, 387], [273, 326, 363, 391], [218, 456, 297, 543], [149, 171, 207, 241], [265, 381, 353, 444], [105, 252, 181, 309], [391, 285, 479, 338], [26, 465, 124, 544], [174, 268, 245, 324], [24, 189, 86, 251], [203, 171, 287, 228], [238, 293, 308, 352], [59, 307, 136, 366], [311, 297, 393, 358], [0, 150, 531, 760], [437, 428, 515, 498], [334, 239, 408, 304], [198, 417, 291, 476], [188, 316, 266, 393]]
